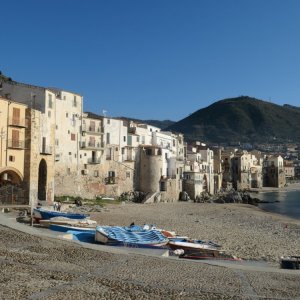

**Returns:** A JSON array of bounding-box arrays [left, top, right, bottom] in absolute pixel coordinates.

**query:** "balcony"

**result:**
[[80, 141, 105, 150], [82, 125, 104, 135], [87, 157, 101, 164], [7, 139, 26, 149], [8, 118, 28, 128], [40, 145, 53, 155], [105, 176, 117, 184]]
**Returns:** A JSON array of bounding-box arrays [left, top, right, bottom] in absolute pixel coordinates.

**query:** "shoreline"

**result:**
[[250, 181, 300, 193]]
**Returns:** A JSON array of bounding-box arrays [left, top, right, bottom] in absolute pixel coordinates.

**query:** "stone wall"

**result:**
[[54, 159, 135, 199]]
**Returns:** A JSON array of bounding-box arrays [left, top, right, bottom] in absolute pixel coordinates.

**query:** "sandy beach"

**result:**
[[0, 201, 300, 299], [91, 202, 300, 263]]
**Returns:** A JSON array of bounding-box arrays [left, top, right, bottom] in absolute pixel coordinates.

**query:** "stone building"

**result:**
[[231, 151, 263, 190], [263, 155, 286, 188], [0, 96, 55, 205], [283, 160, 295, 181], [182, 143, 217, 199], [138, 144, 183, 202], [0, 80, 56, 204]]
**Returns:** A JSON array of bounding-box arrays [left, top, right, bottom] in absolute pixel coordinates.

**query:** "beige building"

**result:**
[[0, 96, 55, 205], [231, 151, 263, 190], [284, 160, 295, 180], [263, 155, 286, 188], [0, 97, 27, 203], [0, 79, 56, 204]]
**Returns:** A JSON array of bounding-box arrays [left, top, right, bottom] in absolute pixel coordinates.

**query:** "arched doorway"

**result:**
[[38, 159, 47, 201], [0, 167, 25, 205]]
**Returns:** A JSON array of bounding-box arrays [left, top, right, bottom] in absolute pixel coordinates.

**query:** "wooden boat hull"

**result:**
[[49, 224, 96, 233], [168, 240, 219, 252], [33, 208, 89, 222], [179, 249, 241, 261]]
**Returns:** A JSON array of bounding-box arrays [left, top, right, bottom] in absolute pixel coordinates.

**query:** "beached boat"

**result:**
[[49, 223, 96, 233], [280, 256, 300, 269], [33, 208, 89, 222], [95, 225, 169, 248], [168, 237, 221, 251], [179, 249, 241, 261], [39, 217, 96, 228]]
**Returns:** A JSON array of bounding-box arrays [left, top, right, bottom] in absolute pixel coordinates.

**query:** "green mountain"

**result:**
[[167, 96, 300, 144]]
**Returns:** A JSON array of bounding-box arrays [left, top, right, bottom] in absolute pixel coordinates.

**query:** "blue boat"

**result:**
[[33, 208, 89, 221], [95, 225, 169, 248], [66, 230, 96, 244], [49, 223, 96, 233]]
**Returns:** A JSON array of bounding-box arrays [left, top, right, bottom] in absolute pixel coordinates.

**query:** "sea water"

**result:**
[[258, 190, 300, 220]]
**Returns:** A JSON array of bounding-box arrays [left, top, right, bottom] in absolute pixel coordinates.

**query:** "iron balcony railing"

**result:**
[[40, 145, 53, 155], [81, 125, 104, 134], [7, 139, 26, 149], [81, 141, 105, 149], [87, 157, 101, 164], [8, 118, 28, 128], [105, 176, 117, 184]]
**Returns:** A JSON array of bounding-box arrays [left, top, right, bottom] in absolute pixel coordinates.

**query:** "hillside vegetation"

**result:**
[[167, 96, 300, 143]]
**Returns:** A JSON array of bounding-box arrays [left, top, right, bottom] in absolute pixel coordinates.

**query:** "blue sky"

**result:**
[[2, 0, 300, 121]]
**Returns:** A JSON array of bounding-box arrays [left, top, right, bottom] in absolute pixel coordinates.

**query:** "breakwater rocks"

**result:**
[[194, 191, 262, 205]]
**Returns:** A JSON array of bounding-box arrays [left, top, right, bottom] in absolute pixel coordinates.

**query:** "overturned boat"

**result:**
[[33, 208, 89, 222], [179, 249, 241, 261], [168, 237, 221, 251], [39, 217, 96, 228], [95, 225, 169, 248]]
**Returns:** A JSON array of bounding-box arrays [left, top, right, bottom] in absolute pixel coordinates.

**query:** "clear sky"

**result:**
[[1, 0, 300, 121]]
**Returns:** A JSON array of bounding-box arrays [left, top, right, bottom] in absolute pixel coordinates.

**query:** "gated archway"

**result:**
[[0, 167, 26, 205], [38, 159, 47, 201]]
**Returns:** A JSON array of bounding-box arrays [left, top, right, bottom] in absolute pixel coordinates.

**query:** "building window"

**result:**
[[9, 155, 15, 162], [71, 133, 76, 141], [126, 171, 130, 178], [66, 113, 69, 118], [55, 139, 59, 146], [48, 111, 51, 118], [137, 136, 140, 142], [94, 170, 99, 177], [68, 130, 70, 134], [63, 95, 66, 100], [106, 133, 110, 144], [123, 136, 126, 142], [80, 154, 82, 158], [74, 154, 77, 158], [107, 119, 110, 124], [121, 148, 125, 155], [69, 152, 72, 155], [67, 168, 71, 175], [48, 94, 53, 109], [56, 125, 58, 129], [73, 96, 77, 107]]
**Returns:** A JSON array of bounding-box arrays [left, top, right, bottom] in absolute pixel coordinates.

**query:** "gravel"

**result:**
[[0, 202, 299, 299]]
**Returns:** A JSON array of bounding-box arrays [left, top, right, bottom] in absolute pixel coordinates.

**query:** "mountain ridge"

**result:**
[[166, 96, 300, 143]]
